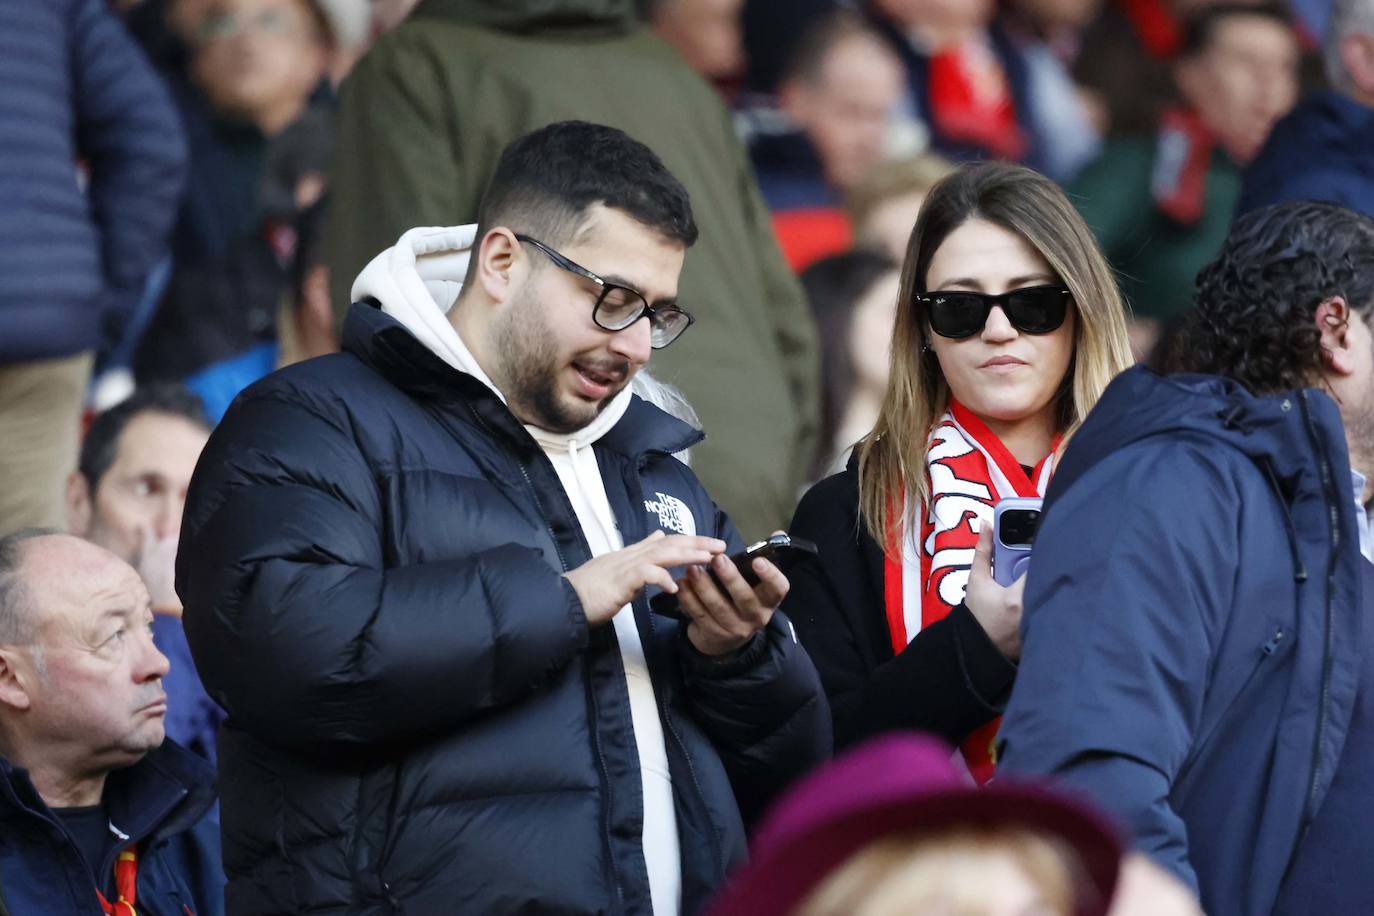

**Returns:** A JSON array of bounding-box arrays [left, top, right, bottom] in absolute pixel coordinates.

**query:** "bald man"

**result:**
[[0, 531, 222, 916]]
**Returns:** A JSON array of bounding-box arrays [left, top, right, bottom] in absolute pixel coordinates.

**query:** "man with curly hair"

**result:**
[[998, 200, 1374, 915]]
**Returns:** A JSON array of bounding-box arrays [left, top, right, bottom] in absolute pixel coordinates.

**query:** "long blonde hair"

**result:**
[[857, 161, 1132, 553]]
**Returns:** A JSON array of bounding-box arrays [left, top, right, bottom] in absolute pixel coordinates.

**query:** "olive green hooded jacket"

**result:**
[[325, 0, 820, 538]]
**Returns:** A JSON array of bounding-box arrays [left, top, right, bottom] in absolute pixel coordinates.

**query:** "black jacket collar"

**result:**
[[0, 741, 215, 847], [341, 300, 704, 461]]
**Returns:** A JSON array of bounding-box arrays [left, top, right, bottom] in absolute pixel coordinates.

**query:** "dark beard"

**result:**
[[491, 292, 620, 433]]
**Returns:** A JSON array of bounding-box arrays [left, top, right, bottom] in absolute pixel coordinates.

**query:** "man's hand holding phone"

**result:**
[[676, 550, 790, 657], [562, 531, 726, 627]]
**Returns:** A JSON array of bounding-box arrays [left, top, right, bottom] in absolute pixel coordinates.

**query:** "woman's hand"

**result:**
[[963, 523, 1024, 660]]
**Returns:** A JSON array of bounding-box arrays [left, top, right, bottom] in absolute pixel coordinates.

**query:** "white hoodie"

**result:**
[[353, 227, 682, 916]]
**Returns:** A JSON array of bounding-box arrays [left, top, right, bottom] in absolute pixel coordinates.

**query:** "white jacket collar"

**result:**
[[352, 224, 633, 446]]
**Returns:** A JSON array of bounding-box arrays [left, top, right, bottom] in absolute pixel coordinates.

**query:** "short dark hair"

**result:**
[[470, 121, 697, 260], [1178, 201, 1374, 394], [79, 385, 211, 491], [1177, 2, 1292, 58], [0, 528, 59, 645], [781, 9, 882, 86]]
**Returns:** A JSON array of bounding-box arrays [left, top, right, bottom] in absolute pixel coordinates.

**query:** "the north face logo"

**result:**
[[644, 492, 696, 536]]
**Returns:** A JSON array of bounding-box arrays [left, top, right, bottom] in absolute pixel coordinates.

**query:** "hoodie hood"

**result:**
[[1049, 366, 1355, 584], [408, 0, 637, 35], [1055, 366, 1351, 500], [351, 225, 633, 447]]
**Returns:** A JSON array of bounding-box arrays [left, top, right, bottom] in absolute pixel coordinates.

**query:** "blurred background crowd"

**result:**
[[6, 0, 1369, 546]]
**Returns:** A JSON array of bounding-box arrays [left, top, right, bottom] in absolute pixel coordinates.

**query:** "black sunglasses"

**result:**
[[916, 286, 1071, 340], [514, 234, 695, 349]]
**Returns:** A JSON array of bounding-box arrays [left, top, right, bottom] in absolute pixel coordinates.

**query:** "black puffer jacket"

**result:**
[[177, 303, 830, 916]]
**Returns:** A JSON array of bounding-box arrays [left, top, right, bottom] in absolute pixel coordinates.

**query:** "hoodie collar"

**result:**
[[1051, 365, 1351, 500], [350, 224, 638, 451]]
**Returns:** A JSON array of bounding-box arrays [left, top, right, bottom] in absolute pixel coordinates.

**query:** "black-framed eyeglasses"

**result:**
[[514, 235, 695, 349], [916, 286, 1071, 340]]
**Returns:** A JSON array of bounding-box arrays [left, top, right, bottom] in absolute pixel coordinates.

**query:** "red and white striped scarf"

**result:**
[[883, 400, 1057, 784]]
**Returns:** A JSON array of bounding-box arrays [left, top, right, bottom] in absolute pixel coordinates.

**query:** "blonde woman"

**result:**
[[782, 161, 1133, 782]]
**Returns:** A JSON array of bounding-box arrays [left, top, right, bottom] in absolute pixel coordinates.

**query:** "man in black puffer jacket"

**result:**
[[176, 121, 830, 916]]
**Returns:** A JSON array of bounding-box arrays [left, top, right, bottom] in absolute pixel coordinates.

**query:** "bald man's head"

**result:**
[[0, 530, 151, 671], [0, 530, 167, 776]]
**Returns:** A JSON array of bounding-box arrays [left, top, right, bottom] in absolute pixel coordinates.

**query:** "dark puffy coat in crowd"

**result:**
[[177, 303, 831, 915], [998, 367, 1366, 916], [0, 742, 224, 916], [0, 0, 185, 364], [1238, 90, 1374, 219]]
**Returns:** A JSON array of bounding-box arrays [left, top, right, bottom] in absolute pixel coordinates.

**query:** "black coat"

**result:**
[[0, 742, 223, 916], [783, 463, 1017, 752], [177, 303, 830, 916]]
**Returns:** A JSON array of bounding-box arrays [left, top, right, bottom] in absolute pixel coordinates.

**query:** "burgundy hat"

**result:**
[[708, 734, 1123, 916]]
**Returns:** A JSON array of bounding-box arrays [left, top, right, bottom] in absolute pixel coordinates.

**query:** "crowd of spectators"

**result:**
[[3, 0, 1374, 913]]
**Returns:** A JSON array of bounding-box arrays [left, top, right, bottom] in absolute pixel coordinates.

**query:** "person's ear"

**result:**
[[1340, 33, 1374, 97], [1172, 56, 1204, 104], [1317, 296, 1356, 377], [474, 228, 523, 306], [776, 78, 810, 124], [0, 647, 34, 712], [64, 471, 93, 537]]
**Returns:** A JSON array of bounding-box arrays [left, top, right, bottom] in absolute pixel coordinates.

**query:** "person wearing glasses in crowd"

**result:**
[[782, 161, 1133, 783], [175, 121, 829, 916]]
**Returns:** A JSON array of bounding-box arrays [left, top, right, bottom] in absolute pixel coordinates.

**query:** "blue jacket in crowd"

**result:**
[[0, 741, 223, 916], [0, 0, 185, 364], [1237, 89, 1374, 218], [176, 303, 831, 915], [998, 367, 1366, 916]]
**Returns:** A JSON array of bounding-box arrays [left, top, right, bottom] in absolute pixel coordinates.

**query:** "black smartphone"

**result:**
[[648, 533, 819, 618]]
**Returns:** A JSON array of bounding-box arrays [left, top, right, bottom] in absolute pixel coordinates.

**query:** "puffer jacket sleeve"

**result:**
[[675, 504, 831, 824], [177, 390, 587, 753], [996, 441, 1237, 893]]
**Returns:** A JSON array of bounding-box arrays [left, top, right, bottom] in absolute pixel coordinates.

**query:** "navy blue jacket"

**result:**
[[998, 367, 1364, 916], [1237, 90, 1374, 219], [177, 303, 831, 915], [0, 741, 223, 916], [0, 0, 186, 364]]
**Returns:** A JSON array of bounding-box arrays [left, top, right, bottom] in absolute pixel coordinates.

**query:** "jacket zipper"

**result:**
[[512, 451, 624, 907], [1181, 628, 1285, 778], [1297, 391, 1339, 830], [629, 459, 728, 881]]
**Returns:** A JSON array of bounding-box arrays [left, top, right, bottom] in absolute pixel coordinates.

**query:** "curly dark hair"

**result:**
[[1177, 201, 1374, 395]]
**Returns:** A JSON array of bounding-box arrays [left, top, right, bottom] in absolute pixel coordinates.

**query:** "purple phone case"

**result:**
[[992, 497, 1042, 586]]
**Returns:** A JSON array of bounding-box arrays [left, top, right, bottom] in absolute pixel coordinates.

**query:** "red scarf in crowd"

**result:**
[[1150, 106, 1217, 226], [882, 402, 1058, 784], [927, 37, 1027, 162]]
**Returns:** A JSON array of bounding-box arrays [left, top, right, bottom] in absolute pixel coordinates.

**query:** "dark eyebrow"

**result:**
[[599, 273, 678, 309]]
